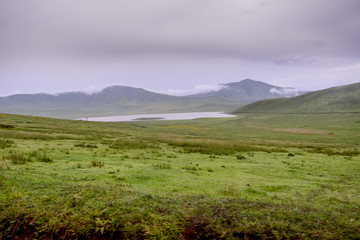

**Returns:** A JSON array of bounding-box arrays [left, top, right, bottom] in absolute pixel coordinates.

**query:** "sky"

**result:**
[[0, 0, 359, 96]]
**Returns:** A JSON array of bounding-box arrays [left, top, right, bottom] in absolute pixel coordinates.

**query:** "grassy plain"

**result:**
[[0, 113, 359, 239]]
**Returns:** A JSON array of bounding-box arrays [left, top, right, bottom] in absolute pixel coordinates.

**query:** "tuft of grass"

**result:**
[[182, 166, 200, 171], [107, 139, 154, 150], [0, 123, 15, 129], [37, 153, 53, 163], [0, 138, 14, 149], [207, 168, 214, 173], [236, 154, 246, 160], [74, 142, 98, 148], [153, 163, 171, 169], [4, 152, 31, 165], [91, 160, 104, 168], [29, 150, 53, 163], [0, 158, 10, 178]]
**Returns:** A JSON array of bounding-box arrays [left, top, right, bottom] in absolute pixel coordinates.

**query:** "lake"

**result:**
[[78, 112, 236, 122]]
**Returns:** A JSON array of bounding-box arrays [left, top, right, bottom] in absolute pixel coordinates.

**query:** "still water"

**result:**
[[78, 112, 236, 122]]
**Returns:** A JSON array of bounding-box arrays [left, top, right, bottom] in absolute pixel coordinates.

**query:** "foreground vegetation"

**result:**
[[0, 113, 359, 239]]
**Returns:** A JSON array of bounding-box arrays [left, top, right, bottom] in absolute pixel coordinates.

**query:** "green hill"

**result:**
[[234, 82, 360, 114]]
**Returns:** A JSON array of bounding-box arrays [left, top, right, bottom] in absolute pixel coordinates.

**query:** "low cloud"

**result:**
[[0, 90, 28, 97], [1, 84, 227, 97], [150, 84, 227, 96], [78, 85, 110, 95], [269, 88, 301, 97]]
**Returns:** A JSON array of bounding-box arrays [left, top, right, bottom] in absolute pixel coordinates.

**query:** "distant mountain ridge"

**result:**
[[0, 79, 305, 119], [190, 79, 304, 102], [233, 82, 360, 114]]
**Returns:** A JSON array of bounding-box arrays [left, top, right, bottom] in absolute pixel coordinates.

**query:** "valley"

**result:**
[[0, 79, 302, 119]]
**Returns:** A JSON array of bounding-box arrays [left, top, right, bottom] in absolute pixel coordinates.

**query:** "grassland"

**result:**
[[234, 82, 360, 114], [0, 113, 359, 239]]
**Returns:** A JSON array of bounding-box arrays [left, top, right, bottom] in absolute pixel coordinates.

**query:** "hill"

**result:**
[[234, 82, 360, 114], [0, 79, 303, 119], [0, 86, 241, 119], [189, 79, 303, 102]]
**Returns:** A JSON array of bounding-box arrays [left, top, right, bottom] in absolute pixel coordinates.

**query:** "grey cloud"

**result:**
[[1, 0, 359, 63], [149, 84, 228, 96], [0, 0, 359, 95], [273, 55, 314, 65], [269, 88, 301, 97]]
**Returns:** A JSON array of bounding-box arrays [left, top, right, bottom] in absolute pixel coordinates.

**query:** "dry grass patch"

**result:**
[[274, 128, 326, 134]]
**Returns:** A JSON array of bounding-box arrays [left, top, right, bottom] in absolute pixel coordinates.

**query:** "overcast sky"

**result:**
[[0, 0, 359, 96]]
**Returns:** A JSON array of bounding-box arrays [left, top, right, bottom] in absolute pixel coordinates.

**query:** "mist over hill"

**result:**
[[234, 82, 360, 114], [0, 79, 305, 119], [189, 79, 304, 102]]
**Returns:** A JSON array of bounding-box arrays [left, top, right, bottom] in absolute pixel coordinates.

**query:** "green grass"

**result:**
[[0, 113, 359, 239]]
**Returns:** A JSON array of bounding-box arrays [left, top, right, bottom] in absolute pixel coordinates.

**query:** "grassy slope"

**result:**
[[0, 113, 360, 239], [234, 82, 360, 114]]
